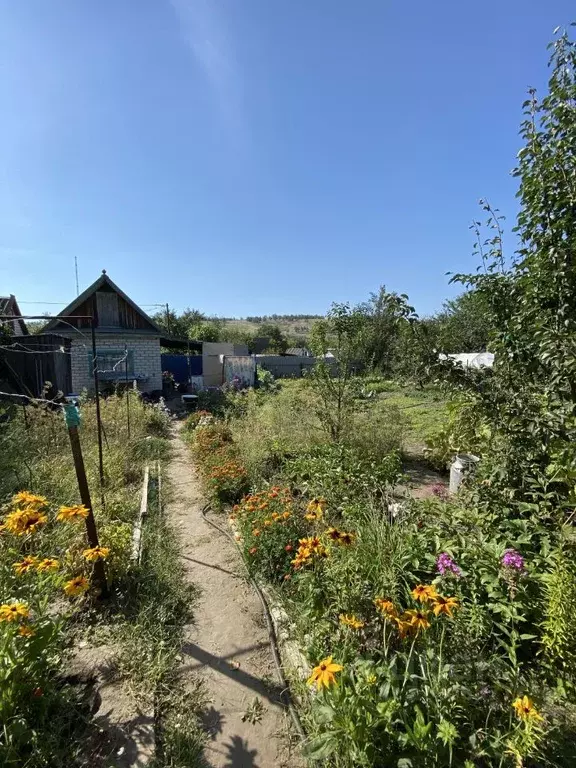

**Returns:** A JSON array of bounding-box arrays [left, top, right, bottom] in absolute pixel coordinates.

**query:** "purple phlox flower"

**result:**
[[501, 549, 525, 571], [431, 483, 448, 500], [436, 552, 461, 577]]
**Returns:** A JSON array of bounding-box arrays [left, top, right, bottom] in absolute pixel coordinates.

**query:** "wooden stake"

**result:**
[[67, 422, 109, 598]]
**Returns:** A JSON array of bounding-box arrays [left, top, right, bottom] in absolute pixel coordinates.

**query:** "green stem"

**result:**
[[401, 636, 417, 693], [437, 622, 446, 686]]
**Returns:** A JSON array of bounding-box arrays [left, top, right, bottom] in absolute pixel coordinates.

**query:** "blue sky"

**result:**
[[0, 1, 573, 319]]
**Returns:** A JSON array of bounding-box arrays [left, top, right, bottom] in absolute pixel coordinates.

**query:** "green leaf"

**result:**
[[303, 733, 337, 761]]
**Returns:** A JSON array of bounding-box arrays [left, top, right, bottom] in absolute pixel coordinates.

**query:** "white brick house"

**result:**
[[42, 271, 162, 394]]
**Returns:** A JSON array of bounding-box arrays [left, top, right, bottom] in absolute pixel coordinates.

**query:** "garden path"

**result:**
[[166, 423, 302, 768]]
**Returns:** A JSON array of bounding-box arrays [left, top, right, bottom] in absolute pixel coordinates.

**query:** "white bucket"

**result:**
[[449, 453, 480, 495]]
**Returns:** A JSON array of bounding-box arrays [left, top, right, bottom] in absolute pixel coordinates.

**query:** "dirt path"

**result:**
[[166, 424, 301, 768]]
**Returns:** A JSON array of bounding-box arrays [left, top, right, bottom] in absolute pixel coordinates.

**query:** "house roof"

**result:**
[[42, 271, 162, 334], [286, 347, 311, 357], [0, 295, 28, 334]]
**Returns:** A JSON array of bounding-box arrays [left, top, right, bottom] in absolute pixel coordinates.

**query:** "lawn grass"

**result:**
[[361, 379, 448, 455]]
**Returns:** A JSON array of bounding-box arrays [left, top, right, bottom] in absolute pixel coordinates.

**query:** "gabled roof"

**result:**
[[0, 295, 28, 334], [42, 271, 161, 334]]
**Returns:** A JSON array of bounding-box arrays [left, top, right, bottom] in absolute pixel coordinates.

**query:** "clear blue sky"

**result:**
[[0, 1, 573, 319]]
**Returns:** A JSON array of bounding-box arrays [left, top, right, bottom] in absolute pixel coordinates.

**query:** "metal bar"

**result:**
[[125, 343, 131, 438], [91, 319, 106, 509]]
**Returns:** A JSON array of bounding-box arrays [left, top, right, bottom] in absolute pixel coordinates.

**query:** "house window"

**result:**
[[88, 349, 134, 380]]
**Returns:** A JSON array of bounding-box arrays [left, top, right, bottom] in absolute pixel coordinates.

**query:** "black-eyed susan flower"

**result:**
[[13, 556, 39, 575], [12, 491, 48, 508], [374, 598, 398, 618], [4, 508, 47, 535], [307, 656, 343, 690], [411, 584, 438, 603], [82, 546, 110, 562], [432, 595, 459, 617], [339, 614, 365, 630], [63, 576, 90, 597], [306, 497, 326, 518], [512, 695, 543, 722], [338, 531, 355, 546], [56, 505, 89, 522], [18, 624, 35, 638], [0, 601, 30, 622], [37, 558, 60, 573], [403, 609, 431, 632]]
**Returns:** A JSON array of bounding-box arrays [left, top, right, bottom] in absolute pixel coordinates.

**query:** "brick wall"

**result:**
[[69, 335, 162, 393]]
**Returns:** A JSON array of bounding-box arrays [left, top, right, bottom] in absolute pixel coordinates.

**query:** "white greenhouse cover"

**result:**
[[439, 352, 494, 369]]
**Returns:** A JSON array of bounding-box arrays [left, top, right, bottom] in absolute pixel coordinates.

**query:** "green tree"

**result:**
[[308, 303, 367, 441], [152, 307, 205, 338], [256, 323, 288, 354], [432, 291, 492, 353], [357, 286, 417, 373], [449, 28, 576, 504]]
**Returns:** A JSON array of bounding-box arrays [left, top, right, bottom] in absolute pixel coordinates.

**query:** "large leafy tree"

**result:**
[[451, 28, 576, 507], [432, 291, 492, 353]]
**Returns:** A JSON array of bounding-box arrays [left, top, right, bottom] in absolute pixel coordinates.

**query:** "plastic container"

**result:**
[[449, 453, 480, 495]]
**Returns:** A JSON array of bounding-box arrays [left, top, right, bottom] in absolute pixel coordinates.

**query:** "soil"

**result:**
[[401, 456, 449, 499], [166, 423, 303, 768]]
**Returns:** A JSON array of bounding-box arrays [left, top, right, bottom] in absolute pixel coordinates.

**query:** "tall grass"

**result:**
[[0, 393, 204, 766]]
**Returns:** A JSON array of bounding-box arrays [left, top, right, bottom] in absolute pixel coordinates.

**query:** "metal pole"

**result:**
[[67, 423, 108, 598], [90, 319, 106, 509], [125, 343, 131, 439], [165, 303, 171, 335]]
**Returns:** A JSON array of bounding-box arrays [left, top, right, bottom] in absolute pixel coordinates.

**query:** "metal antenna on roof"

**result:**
[[75, 256, 79, 296]]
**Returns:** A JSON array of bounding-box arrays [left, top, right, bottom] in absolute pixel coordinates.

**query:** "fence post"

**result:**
[[64, 403, 109, 598]]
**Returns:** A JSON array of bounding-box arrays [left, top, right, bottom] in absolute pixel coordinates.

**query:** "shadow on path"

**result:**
[[181, 554, 241, 579], [181, 641, 284, 706]]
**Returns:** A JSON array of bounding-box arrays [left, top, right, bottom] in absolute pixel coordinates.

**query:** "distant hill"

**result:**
[[220, 315, 322, 337]]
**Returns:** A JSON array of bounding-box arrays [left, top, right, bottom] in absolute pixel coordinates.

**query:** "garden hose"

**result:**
[[200, 503, 308, 745]]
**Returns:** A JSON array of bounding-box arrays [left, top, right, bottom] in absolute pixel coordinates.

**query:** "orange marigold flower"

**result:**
[[264, 520, 272, 526], [285, 544, 293, 552], [252, 529, 261, 537]]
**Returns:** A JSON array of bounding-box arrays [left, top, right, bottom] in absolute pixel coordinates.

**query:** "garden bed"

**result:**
[[184, 379, 576, 767]]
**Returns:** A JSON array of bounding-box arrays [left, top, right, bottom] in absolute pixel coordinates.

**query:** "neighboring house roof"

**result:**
[[42, 270, 162, 335], [286, 347, 311, 357], [0, 295, 28, 335]]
